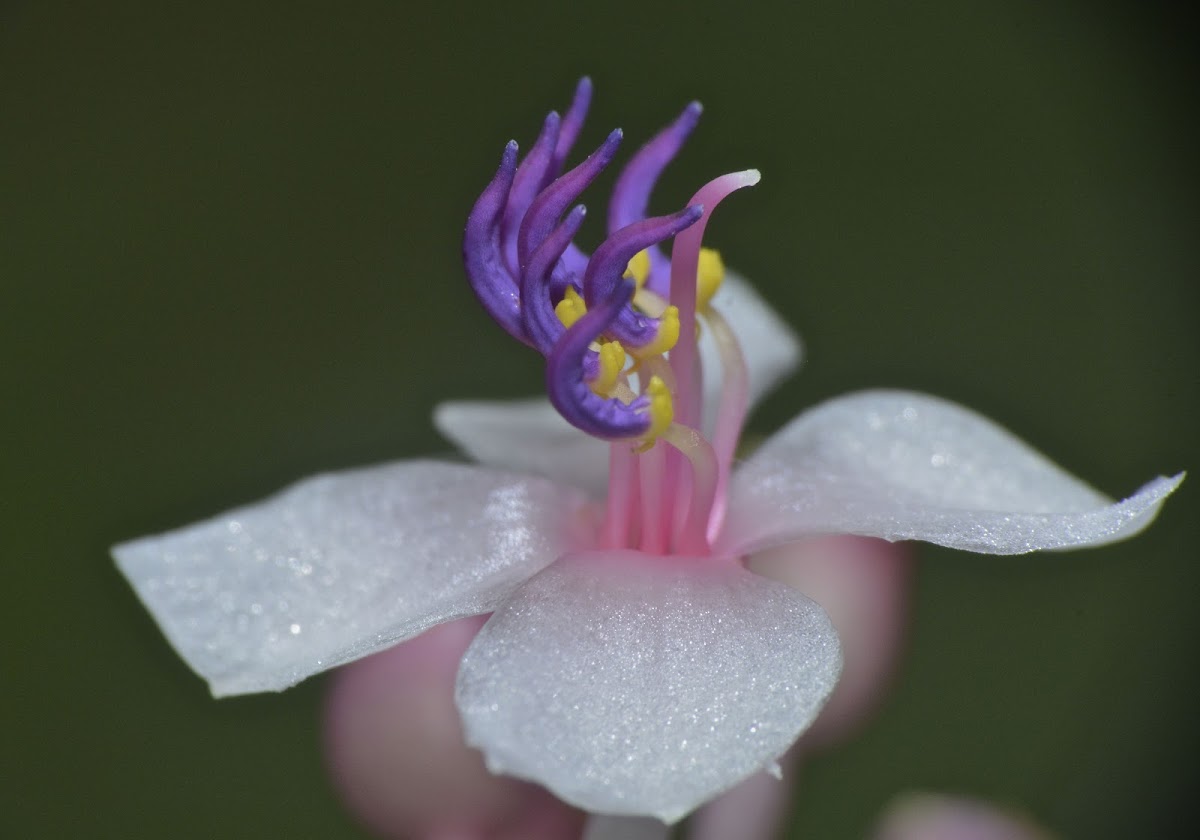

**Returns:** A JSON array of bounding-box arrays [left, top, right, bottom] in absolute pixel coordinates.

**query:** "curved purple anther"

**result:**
[[584, 207, 703, 305], [584, 206, 703, 349], [518, 129, 623, 271], [551, 77, 593, 176], [607, 102, 702, 295], [501, 112, 561, 277], [463, 141, 527, 343], [551, 245, 587, 299], [547, 280, 652, 440], [520, 204, 587, 354], [607, 101, 702, 234]]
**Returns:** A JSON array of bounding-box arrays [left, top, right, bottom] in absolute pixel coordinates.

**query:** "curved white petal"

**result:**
[[434, 398, 611, 496], [700, 271, 803, 433], [719, 390, 1182, 556], [455, 550, 841, 823], [114, 460, 590, 697]]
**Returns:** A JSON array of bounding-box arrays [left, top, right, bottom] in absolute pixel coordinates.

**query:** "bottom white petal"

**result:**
[[455, 550, 842, 822]]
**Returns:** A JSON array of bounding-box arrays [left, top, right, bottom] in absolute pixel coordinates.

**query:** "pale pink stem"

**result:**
[[667, 354, 701, 552], [670, 459, 693, 551], [661, 423, 718, 554], [638, 442, 667, 554], [663, 170, 760, 539], [603, 441, 637, 549], [667, 169, 761, 429], [701, 306, 749, 543]]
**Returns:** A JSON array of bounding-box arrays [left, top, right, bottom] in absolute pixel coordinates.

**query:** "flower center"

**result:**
[[462, 80, 757, 557], [599, 170, 758, 557]]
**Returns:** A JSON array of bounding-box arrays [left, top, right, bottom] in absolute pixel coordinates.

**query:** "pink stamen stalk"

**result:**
[[635, 355, 676, 554], [661, 423, 719, 554], [666, 361, 702, 552], [638, 442, 668, 554], [603, 442, 638, 549], [701, 306, 750, 543], [663, 169, 760, 546], [667, 169, 761, 428]]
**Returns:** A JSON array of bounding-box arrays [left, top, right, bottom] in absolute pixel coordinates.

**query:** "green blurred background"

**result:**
[[2, 1, 1196, 837]]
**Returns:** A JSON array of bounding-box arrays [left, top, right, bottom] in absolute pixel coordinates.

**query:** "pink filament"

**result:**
[[638, 442, 668, 554], [660, 169, 761, 550], [661, 424, 719, 554], [667, 170, 760, 428], [702, 306, 749, 543], [598, 170, 760, 555], [603, 442, 638, 549]]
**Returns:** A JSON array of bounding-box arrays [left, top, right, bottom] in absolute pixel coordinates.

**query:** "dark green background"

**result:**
[[2, 1, 1195, 837]]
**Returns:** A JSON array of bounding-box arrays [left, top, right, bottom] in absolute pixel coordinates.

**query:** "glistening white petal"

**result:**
[[455, 550, 841, 823], [719, 390, 1183, 556], [113, 460, 589, 697]]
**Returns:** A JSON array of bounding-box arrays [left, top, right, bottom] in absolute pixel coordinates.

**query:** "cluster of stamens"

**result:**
[[463, 78, 758, 555]]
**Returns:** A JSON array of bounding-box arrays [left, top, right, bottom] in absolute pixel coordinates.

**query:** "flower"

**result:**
[[113, 79, 1181, 826]]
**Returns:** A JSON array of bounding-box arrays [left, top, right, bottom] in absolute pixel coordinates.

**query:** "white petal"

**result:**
[[701, 271, 803, 433], [114, 460, 590, 697], [719, 390, 1182, 556], [434, 398, 611, 496], [455, 550, 841, 823]]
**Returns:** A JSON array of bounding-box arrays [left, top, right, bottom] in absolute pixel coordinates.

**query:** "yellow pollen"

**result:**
[[697, 247, 725, 309], [628, 305, 679, 359], [589, 340, 626, 396], [554, 286, 588, 329], [633, 374, 673, 451], [623, 249, 651, 290]]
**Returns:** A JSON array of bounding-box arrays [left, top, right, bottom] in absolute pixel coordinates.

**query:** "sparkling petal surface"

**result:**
[[700, 271, 802, 434], [113, 460, 590, 697], [719, 390, 1182, 556], [455, 550, 842, 823]]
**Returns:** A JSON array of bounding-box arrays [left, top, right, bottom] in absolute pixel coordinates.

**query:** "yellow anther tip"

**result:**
[[643, 374, 674, 442], [623, 249, 652, 289], [629, 305, 679, 359], [555, 286, 588, 329], [697, 247, 725, 309], [589, 340, 627, 396]]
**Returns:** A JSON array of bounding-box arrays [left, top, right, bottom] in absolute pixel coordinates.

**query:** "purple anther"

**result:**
[[546, 280, 652, 440], [608, 102, 702, 233], [520, 204, 587, 354], [585, 207, 703, 305], [501, 112, 561, 276], [553, 243, 589, 297], [463, 141, 527, 344], [551, 77, 593, 177], [582, 207, 702, 349], [607, 102, 703, 294], [517, 129, 623, 271]]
